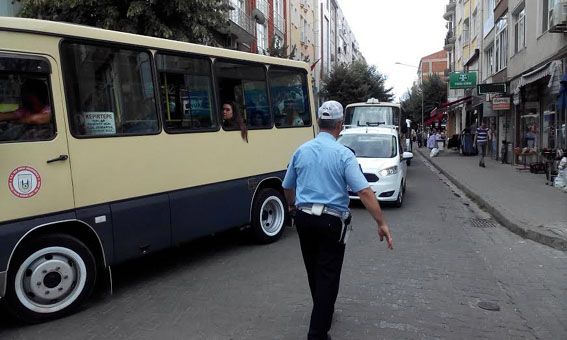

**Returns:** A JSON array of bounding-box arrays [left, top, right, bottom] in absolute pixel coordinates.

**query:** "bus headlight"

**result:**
[[379, 166, 398, 177]]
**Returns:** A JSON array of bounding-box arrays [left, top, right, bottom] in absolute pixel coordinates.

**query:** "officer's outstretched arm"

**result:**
[[358, 187, 393, 250]]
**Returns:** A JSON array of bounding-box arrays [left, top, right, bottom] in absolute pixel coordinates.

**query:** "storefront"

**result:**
[[512, 60, 564, 164]]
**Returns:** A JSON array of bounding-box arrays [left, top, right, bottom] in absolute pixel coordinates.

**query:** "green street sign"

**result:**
[[449, 72, 477, 89]]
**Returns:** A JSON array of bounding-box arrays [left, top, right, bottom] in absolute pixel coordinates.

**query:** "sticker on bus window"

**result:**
[[83, 111, 116, 135], [8, 166, 42, 198]]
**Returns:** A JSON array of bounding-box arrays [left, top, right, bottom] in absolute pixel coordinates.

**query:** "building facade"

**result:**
[[443, 0, 567, 164]]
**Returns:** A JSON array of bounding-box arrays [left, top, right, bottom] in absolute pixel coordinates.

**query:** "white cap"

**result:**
[[317, 100, 344, 120]]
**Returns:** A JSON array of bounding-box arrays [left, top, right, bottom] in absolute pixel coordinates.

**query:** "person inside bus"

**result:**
[[222, 102, 248, 142], [0, 78, 53, 140], [277, 99, 304, 127]]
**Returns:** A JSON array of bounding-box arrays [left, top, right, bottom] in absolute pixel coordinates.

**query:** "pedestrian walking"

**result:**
[[282, 100, 393, 340], [474, 121, 490, 167]]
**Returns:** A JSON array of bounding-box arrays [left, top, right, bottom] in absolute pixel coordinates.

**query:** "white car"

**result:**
[[338, 126, 413, 207]]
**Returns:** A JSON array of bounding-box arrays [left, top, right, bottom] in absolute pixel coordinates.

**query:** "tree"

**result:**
[[15, 0, 232, 45], [400, 73, 447, 127], [321, 60, 394, 107]]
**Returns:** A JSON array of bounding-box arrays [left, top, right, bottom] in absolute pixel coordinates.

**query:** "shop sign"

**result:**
[[449, 73, 477, 89], [477, 83, 507, 95], [492, 97, 510, 110]]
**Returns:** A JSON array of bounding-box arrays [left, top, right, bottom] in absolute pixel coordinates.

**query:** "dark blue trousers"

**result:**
[[295, 210, 346, 340]]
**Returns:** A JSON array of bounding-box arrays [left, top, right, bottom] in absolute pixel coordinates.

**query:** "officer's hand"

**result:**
[[378, 224, 393, 250]]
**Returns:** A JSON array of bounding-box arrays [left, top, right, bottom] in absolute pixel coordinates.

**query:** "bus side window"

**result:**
[[0, 55, 55, 142], [214, 60, 272, 129], [269, 67, 311, 128], [156, 53, 217, 132], [61, 41, 159, 137]]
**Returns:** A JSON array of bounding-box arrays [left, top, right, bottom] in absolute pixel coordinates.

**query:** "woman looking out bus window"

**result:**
[[222, 102, 248, 142]]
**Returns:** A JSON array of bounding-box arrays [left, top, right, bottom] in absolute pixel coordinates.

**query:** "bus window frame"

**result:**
[[155, 51, 220, 134], [213, 58, 274, 131], [267, 65, 312, 129], [0, 53, 58, 143], [59, 38, 163, 139]]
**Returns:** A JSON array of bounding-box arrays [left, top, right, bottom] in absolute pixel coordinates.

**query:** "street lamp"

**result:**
[[394, 62, 424, 136]]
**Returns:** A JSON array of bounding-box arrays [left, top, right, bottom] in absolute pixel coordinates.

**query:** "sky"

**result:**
[[338, 0, 448, 102]]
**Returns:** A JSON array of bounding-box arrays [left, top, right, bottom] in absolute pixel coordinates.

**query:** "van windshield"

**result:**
[[344, 106, 397, 127], [338, 133, 398, 158]]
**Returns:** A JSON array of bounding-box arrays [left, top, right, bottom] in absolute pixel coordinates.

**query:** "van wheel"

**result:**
[[394, 183, 404, 208], [5, 234, 97, 323], [251, 188, 286, 244]]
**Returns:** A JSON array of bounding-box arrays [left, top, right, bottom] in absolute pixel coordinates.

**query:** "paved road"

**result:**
[[1, 154, 565, 339]]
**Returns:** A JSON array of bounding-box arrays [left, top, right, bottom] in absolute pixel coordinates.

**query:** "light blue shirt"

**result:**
[[282, 132, 369, 212]]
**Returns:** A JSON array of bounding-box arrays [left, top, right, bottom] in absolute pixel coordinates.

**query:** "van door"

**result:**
[[0, 53, 74, 222]]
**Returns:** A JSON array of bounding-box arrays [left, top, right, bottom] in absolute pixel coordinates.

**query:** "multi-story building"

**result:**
[[315, 0, 364, 105], [443, 0, 567, 164], [418, 50, 449, 84], [227, 0, 287, 53], [507, 0, 567, 163]]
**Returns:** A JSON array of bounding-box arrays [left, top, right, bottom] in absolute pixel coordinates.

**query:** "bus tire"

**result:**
[[251, 188, 286, 244], [5, 234, 97, 323]]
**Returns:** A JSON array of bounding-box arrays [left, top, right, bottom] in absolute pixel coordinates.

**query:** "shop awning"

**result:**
[[513, 60, 562, 104], [429, 96, 472, 117], [425, 112, 444, 126]]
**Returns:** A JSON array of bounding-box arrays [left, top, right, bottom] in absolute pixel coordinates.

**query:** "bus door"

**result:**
[[60, 41, 170, 264], [0, 53, 75, 222]]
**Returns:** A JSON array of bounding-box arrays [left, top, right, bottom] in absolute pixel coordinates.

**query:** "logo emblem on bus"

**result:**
[[8, 166, 42, 198], [18, 173, 33, 193]]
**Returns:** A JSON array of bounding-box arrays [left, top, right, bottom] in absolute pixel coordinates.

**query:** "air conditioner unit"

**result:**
[[550, 1, 567, 32]]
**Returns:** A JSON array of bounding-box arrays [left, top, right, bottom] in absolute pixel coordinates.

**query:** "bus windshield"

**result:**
[[344, 106, 399, 127]]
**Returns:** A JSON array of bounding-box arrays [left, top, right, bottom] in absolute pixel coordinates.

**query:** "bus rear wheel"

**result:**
[[5, 234, 97, 323], [251, 188, 286, 244]]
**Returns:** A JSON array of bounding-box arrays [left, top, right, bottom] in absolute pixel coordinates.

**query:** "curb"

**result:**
[[415, 148, 567, 252]]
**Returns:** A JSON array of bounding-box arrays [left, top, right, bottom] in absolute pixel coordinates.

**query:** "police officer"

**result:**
[[282, 101, 393, 340]]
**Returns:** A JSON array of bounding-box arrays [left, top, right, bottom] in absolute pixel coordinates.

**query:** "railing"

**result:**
[[229, 6, 255, 37], [273, 11, 286, 36], [255, 0, 270, 18]]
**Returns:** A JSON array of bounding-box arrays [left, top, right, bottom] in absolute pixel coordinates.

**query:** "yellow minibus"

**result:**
[[0, 17, 315, 322]]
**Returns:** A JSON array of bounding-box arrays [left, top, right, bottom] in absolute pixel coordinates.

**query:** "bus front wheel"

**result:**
[[251, 188, 287, 244], [5, 234, 97, 323]]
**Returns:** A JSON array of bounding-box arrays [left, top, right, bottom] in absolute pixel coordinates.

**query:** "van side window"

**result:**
[[61, 41, 159, 137], [156, 53, 217, 131], [214, 60, 272, 129], [0, 54, 55, 142], [269, 67, 311, 128]]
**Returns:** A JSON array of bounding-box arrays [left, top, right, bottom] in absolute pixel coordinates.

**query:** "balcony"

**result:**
[[228, 6, 256, 43], [444, 31, 455, 51], [274, 11, 286, 37], [255, 0, 270, 18], [443, 1, 456, 20]]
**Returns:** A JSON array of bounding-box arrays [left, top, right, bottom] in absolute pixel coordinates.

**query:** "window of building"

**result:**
[[494, 15, 508, 72], [257, 23, 266, 54], [472, 10, 478, 38], [156, 53, 217, 132], [463, 18, 470, 45], [269, 67, 311, 128], [485, 44, 494, 76], [542, 0, 559, 32], [0, 55, 55, 142], [514, 7, 526, 53], [215, 60, 271, 129], [61, 41, 159, 137]]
